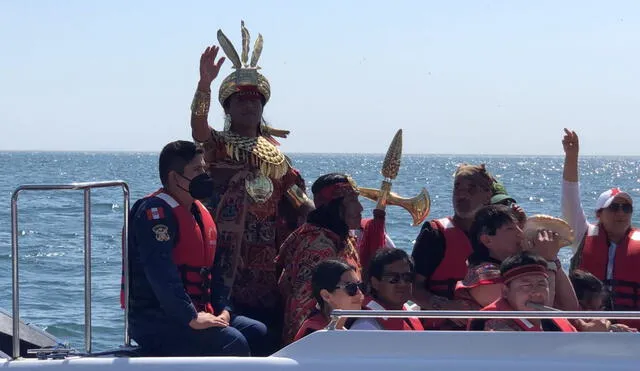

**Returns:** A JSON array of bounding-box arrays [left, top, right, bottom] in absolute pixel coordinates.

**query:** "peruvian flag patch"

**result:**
[[146, 207, 165, 220]]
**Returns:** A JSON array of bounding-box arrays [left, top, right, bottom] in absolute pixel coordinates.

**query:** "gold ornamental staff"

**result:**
[[358, 129, 431, 226]]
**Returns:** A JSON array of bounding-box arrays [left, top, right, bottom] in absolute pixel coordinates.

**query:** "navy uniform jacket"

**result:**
[[127, 195, 231, 338]]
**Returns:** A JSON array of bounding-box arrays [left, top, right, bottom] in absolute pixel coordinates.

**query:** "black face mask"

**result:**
[[177, 173, 214, 200]]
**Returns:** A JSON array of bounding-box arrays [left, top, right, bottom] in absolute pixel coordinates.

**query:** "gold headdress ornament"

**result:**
[[216, 21, 289, 142], [209, 21, 293, 183], [217, 21, 271, 106]]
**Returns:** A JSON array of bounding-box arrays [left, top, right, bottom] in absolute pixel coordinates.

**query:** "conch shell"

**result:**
[[523, 214, 574, 248]]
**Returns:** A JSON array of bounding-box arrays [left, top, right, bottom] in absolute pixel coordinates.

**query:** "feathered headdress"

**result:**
[[217, 20, 270, 106], [216, 21, 289, 145]]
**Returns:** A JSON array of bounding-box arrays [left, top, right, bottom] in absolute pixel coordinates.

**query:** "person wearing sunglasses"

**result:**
[[562, 129, 640, 328], [293, 260, 364, 341], [277, 173, 364, 344], [351, 248, 423, 331]]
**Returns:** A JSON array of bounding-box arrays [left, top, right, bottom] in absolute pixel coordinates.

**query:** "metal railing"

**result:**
[[327, 309, 640, 330], [11, 181, 130, 359]]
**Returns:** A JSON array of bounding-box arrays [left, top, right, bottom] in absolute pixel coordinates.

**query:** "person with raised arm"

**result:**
[[188, 22, 314, 352], [454, 206, 579, 315], [562, 128, 640, 328]]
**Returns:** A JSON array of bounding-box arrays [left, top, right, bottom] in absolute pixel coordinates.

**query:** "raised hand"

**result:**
[[562, 128, 579, 157], [527, 229, 562, 261], [199, 45, 226, 89]]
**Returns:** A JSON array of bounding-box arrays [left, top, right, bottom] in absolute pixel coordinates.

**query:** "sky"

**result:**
[[1, 1, 638, 155]]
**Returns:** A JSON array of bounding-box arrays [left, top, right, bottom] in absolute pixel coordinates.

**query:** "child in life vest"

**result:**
[[570, 269, 637, 332]]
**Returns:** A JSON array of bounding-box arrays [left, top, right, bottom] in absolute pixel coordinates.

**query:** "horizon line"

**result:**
[[0, 150, 639, 158]]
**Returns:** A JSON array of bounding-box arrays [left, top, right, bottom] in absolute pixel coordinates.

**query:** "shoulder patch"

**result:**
[[146, 207, 165, 220], [152, 224, 171, 242]]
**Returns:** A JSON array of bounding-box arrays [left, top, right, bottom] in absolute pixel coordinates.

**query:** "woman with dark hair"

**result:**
[[277, 173, 364, 344], [351, 248, 423, 331], [293, 260, 364, 341]]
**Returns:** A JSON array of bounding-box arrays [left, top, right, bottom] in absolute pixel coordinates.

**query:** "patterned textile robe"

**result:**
[[454, 261, 503, 310], [276, 223, 361, 344], [202, 133, 306, 312]]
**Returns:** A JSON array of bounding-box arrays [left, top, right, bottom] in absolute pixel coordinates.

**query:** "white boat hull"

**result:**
[[2, 330, 638, 370]]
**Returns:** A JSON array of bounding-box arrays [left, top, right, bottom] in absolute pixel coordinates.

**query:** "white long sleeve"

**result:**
[[561, 180, 591, 253]]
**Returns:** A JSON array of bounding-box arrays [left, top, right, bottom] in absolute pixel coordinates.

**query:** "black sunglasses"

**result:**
[[607, 203, 633, 214], [335, 281, 365, 296], [381, 272, 415, 284]]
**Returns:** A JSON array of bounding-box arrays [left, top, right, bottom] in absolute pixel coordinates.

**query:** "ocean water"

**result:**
[[1, 151, 639, 351]]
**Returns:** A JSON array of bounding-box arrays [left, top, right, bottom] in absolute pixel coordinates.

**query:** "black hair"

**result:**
[[307, 173, 354, 239], [158, 141, 203, 188], [467, 204, 519, 266], [469, 252, 547, 332], [499, 251, 547, 278], [569, 269, 604, 301], [312, 259, 355, 313], [366, 248, 414, 298], [367, 248, 414, 280]]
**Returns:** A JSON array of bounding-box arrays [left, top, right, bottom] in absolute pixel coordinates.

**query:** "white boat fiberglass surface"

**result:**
[[3, 181, 640, 371]]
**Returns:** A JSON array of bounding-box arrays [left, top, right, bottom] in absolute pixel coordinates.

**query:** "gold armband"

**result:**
[[286, 184, 311, 209], [191, 90, 211, 117]]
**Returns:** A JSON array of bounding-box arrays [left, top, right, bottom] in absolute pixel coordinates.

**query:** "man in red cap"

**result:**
[[562, 128, 640, 328]]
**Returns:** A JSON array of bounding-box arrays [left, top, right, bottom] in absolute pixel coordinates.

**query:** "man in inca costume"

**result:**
[[189, 21, 314, 353]]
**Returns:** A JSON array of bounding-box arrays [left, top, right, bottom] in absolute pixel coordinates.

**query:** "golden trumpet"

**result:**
[[358, 186, 431, 227]]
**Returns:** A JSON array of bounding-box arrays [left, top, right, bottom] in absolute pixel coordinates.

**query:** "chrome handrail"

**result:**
[[327, 309, 640, 330], [11, 181, 130, 359]]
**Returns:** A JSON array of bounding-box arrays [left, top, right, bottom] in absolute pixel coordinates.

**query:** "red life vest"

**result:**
[[579, 224, 640, 311], [121, 190, 218, 314], [363, 298, 424, 331], [293, 313, 329, 342], [428, 217, 473, 299], [469, 298, 577, 332]]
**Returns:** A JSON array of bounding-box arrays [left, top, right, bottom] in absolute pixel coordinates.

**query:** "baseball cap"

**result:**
[[595, 188, 633, 210], [491, 181, 517, 205]]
